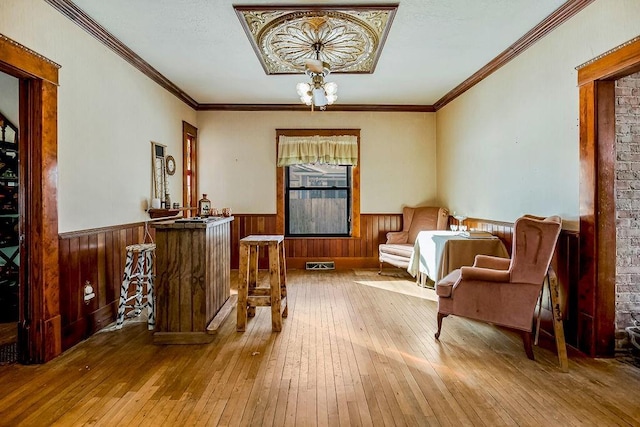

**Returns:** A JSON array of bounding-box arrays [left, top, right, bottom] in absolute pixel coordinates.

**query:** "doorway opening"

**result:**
[[0, 71, 19, 364], [578, 35, 640, 357], [0, 33, 61, 363]]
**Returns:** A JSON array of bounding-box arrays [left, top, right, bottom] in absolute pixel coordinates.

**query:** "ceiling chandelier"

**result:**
[[296, 42, 337, 111], [235, 6, 398, 110]]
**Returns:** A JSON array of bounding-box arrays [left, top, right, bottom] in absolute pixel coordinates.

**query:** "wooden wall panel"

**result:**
[[554, 230, 581, 350], [57, 214, 581, 355], [465, 218, 515, 253], [230, 213, 402, 270], [58, 223, 148, 351]]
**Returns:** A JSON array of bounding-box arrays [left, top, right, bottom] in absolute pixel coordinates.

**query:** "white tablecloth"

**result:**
[[407, 230, 508, 283], [407, 231, 458, 279]]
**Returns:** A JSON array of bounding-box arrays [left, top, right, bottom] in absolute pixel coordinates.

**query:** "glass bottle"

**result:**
[[198, 194, 211, 217]]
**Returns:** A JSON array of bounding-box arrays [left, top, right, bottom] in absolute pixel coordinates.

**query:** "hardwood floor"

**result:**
[[0, 323, 17, 347], [0, 269, 639, 426]]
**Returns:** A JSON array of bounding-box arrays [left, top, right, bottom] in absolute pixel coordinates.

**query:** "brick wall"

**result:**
[[615, 72, 640, 349]]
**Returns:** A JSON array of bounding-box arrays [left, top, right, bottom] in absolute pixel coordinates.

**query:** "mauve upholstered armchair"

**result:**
[[434, 214, 562, 360], [378, 206, 449, 273]]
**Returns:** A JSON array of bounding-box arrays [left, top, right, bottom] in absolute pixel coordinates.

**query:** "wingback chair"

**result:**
[[379, 206, 449, 272], [434, 214, 562, 360]]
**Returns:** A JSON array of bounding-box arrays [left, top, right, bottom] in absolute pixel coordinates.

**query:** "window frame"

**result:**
[[276, 129, 360, 238]]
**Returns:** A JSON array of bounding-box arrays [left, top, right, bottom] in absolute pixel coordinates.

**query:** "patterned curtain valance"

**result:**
[[277, 135, 358, 167]]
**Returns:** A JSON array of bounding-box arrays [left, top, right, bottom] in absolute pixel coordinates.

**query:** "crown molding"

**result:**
[[197, 104, 435, 112], [44, 0, 198, 109], [433, 0, 595, 111], [46, 0, 591, 114]]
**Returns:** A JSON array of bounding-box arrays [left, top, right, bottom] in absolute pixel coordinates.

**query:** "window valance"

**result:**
[[277, 135, 358, 167]]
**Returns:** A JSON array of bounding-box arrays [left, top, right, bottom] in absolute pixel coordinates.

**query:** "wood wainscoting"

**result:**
[[58, 223, 150, 351], [56, 213, 403, 350], [56, 214, 581, 356], [230, 214, 403, 270]]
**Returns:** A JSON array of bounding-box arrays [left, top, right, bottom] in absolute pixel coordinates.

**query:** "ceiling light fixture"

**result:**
[[296, 42, 337, 111]]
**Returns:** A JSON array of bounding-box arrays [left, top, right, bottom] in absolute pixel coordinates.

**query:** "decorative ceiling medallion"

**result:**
[[234, 5, 398, 75]]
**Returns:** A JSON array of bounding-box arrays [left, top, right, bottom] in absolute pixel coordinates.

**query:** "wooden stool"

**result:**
[[237, 235, 287, 332], [116, 243, 156, 330]]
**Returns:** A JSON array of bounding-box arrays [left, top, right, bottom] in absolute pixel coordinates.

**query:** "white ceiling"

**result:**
[[69, 0, 567, 106]]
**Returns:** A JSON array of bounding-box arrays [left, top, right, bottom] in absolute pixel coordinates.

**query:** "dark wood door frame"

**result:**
[[578, 36, 640, 357], [0, 34, 61, 363]]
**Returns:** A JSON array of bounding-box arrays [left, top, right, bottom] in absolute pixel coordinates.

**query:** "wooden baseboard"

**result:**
[[43, 315, 62, 362], [89, 303, 115, 334], [62, 317, 87, 351]]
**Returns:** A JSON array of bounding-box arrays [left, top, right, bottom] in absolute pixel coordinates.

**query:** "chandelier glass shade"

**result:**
[[296, 37, 338, 111], [296, 50, 337, 110]]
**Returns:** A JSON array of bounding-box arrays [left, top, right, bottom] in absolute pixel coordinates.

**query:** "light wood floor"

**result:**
[[1, 269, 639, 426]]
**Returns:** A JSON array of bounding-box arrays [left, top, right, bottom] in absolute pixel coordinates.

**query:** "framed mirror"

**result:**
[[151, 141, 167, 202]]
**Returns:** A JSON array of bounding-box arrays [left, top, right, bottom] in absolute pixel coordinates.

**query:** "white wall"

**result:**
[[196, 111, 437, 213], [0, 71, 19, 127], [1, 0, 196, 232], [436, 0, 640, 229], [11, 0, 628, 228]]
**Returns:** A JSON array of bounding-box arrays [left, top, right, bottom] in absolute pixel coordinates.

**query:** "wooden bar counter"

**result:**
[[152, 216, 233, 344]]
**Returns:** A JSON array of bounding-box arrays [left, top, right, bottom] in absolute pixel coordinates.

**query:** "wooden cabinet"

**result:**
[[152, 217, 233, 344]]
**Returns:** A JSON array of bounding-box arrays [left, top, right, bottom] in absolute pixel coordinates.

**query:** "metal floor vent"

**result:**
[[306, 261, 335, 270], [0, 342, 18, 365]]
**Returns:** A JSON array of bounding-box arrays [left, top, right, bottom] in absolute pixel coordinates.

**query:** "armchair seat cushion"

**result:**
[[379, 243, 413, 258], [379, 244, 414, 270]]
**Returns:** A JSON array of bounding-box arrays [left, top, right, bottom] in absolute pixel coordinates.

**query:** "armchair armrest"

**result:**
[[473, 254, 511, 270], [386, 231, 408, 244], [460, 266, 510, 282]]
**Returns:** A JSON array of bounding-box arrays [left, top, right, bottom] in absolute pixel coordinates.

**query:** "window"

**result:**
[[182, 121, 198, 216], [286, 164, 351, 236], [276, 129, 360, 238]]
